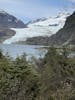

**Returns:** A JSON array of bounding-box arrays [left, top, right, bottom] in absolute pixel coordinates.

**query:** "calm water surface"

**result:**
[[0, 44, 47, 59]]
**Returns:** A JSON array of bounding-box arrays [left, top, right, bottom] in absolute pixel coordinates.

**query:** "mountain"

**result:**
[[0, 28, 15, 43], [26, 17, 47, 25], [0, 10, 26, 28], [3, 12, 69, 44], [48, 11, 75, 46], [23, 12, 75, 46], [0, 10, 26, 43], [30, 11, 75, 46]]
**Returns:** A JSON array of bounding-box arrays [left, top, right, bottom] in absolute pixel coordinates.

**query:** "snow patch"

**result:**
[[3, 12, 70, 44]]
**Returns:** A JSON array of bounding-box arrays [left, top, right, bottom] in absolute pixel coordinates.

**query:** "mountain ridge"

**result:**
[[0, 10, 26, 28], [3, 12, 69, 44], [48, 11, 75, 46], [0, 10, 26, 43], [24, 12, 75, 46]]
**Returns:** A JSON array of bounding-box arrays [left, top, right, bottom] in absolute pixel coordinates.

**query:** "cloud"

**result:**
[[0, 0, 74, 22], [67, 0, 75, 2], [0, 0, 59, 21]]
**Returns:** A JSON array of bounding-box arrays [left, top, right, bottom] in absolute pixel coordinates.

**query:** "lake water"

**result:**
[[0, 44, 47, 59], [0, 44, 75, 60]]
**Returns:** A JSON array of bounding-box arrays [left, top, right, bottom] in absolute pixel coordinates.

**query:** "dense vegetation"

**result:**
[[40, 47, 75, 100], [0, 47, 75, 100], [0, 51, 40, 100]]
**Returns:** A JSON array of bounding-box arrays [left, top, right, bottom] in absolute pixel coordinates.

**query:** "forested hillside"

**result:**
[[0, 47, 75, 100]]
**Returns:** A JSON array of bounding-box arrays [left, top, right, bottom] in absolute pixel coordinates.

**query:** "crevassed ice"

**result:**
[[3, 13, 69, 44]]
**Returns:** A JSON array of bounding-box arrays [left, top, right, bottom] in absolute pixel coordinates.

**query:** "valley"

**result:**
[[3, 12, 69, 45]]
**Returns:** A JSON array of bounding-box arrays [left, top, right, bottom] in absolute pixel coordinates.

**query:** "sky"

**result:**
[[0, 0, 75, 23]]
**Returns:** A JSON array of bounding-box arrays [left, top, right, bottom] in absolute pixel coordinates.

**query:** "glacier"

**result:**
[[3, 12, 70, 44]]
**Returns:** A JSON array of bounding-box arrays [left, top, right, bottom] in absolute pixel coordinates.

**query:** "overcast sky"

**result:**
[[0, 0, 75, 23]]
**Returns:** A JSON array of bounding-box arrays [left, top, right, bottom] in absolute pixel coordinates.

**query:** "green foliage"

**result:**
[[40, 46, 75, 100], [0, 53, 40, 100], [0, 49, 3, 58], [0, 47, 75, 100]]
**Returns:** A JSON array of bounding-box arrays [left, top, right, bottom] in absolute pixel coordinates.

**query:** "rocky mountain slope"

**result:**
[[0, 10, 26, 43], [0, 10, 25, 28], [49, 11, 75, 46], [3, 12, 69, 44], [0, 28, 15, 43], [25, 12, 75, 46]]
